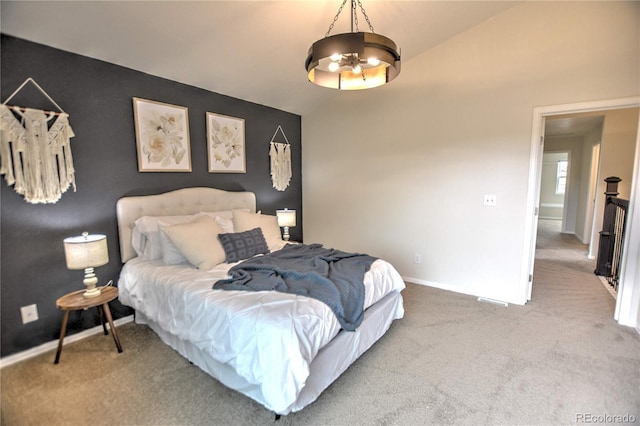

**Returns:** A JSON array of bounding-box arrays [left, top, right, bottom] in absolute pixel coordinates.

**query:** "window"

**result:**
[[556, 160, 568, 194]]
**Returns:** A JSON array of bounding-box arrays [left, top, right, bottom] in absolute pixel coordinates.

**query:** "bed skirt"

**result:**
[[135, 289, 404, 415]]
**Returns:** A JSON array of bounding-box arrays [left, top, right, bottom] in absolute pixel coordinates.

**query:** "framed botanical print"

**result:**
[[133, 97, 191, 172], [206, 112, 246, 173]]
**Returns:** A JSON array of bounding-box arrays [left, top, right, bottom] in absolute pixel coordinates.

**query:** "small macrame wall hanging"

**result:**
[[0, 78, 76, 204], [269, 125, 292, 191]]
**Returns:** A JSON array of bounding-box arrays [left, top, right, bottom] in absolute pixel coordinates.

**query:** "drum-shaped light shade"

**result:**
[[276, 209, 296, 228], [305, 32, 401, 90], [63, 233, 109, 270]]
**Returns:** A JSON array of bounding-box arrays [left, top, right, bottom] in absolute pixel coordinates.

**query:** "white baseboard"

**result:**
[[477, 297, 509, 307], [403, 275, 477, 296], [402, 276, 517, 306], [0, 315, 134, 369]]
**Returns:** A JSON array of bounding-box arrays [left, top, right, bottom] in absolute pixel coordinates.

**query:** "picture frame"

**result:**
[[206, 112, 246, 173], [133, 97, 191, 172]]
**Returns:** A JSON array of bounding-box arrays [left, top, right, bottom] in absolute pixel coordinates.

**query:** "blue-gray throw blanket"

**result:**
[[213, 243, 376, 331]]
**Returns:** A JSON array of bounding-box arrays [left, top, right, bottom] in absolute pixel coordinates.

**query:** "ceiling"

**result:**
[[545, 114, 605, 139], [1, 0, 518, 115]]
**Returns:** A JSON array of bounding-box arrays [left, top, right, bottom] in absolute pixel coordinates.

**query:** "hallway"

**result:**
[[532, 219, 615, 317], [535, 219, 595, 273]]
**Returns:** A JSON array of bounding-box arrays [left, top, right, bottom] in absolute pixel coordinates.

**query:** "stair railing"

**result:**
[[594, 176, 629, 291]]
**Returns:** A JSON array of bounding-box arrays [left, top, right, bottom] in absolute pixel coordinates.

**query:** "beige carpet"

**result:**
[[2, 224, 639, 425], [535, 219, 596, 272]]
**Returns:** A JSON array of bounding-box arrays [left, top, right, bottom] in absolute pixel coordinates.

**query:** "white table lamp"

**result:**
[[276, 209, 296, 241], [63, 232, 109, 298]]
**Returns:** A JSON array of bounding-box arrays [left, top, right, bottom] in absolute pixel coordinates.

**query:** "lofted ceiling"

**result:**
[[1, 0, 518, 115]]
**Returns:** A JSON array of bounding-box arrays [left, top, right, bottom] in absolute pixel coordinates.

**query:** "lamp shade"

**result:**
[[305, 0, 401, 90], [306, 32, 401, 90], [276, 209, 296, 227], [63, 233, 109, 270]]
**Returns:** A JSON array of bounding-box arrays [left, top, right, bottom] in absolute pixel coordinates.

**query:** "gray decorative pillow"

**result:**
[[218, 227, 269, 263]]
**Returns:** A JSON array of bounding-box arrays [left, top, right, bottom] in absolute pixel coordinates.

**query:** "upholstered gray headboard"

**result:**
[[116, 187, 256, 263]]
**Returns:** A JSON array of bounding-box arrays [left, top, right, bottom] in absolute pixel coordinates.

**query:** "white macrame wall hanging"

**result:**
[[269, 125, 292, 191], [0, 78, 76, 204]]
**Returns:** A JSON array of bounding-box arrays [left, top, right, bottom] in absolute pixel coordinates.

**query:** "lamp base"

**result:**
[[283, 226, 290, 241], [83, 287, 102, 298], [83, 267, 102, 298]]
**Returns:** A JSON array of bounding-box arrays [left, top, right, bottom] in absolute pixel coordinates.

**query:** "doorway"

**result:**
[[522, 97, 640, 325], [534, 120, 603, 303]]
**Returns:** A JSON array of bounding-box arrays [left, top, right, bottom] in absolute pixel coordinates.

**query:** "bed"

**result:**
[[116, 187, 405, 415]]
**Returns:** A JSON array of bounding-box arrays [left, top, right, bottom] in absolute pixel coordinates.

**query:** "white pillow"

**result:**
[[214, 216, 234, 233], [196, 209, 249, 234], [132, 214, 198, 260], [157, 211, 239, 264], [161, 216, 226, 270], [158, 223, 189, 265], [196, 210, 235, 220], [158, 215, 241, 265], [232, 210, 283, 251]]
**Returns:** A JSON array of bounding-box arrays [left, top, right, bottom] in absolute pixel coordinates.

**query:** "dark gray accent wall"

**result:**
[[1, 35, 302, 357]]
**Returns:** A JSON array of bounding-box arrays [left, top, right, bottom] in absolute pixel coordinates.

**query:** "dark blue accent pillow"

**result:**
[[218, 227, 269, 263]]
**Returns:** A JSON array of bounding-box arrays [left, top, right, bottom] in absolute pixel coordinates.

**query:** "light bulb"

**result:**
[[352, 64, 362, 74], [330, 53, 342, 61], [367, 57, 380, 66], [328, 61, 340, 72]]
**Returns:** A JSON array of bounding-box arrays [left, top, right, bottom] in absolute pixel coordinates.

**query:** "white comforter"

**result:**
[[118, 249, 405, 413]]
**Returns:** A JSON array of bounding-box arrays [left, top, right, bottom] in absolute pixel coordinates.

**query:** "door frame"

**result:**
[[585, 143, 601, 252], [522, 97, 640, 326]]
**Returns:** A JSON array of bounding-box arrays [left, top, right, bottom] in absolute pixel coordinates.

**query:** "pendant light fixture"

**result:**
[[305, 0, 401, 90]]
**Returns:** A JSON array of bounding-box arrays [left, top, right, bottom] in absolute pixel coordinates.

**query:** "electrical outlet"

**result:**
[[21, 304, 38, 324], [414, 253, 422, 264], [483, 194, 497, 206]]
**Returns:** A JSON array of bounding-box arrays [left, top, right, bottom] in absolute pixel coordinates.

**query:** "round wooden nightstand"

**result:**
[[54, 285, 123, 364]]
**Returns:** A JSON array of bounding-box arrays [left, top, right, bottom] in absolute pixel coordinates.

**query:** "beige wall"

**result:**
[[302, 2, 640, 304], [597, 108, 639, 201], [577, 126, 603, 245], [588, 108, 640, 256], [618, 121, 640, 329]]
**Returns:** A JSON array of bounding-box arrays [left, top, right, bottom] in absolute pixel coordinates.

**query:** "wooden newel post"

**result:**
[[594, 176, 621, 276], [604, 176, 621, 197]]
